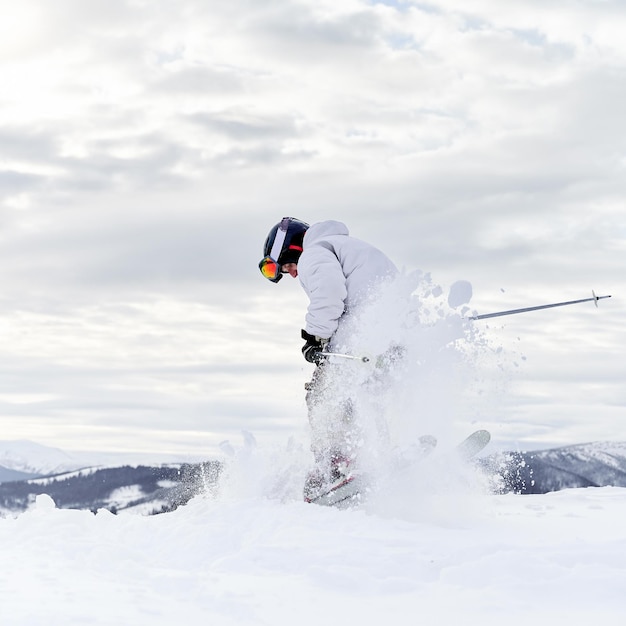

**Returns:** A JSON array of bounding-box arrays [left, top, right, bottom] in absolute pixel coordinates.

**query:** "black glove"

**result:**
[[301, 329, 329, 364]]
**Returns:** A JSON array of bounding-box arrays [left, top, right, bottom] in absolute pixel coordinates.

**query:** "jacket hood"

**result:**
[[303, 220, 349, 246]]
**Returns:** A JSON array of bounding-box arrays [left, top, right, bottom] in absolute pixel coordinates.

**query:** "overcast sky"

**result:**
[[1, 0, 624, 459]]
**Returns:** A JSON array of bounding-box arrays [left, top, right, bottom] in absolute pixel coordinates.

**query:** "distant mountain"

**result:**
[[0, 440, 81, 475], [3, 440, 626, 518], [0, 462, 222, 517], [479, 441, 626, 494], [0, 439, 209, 479], [0, 465, 41, 484], [0, 439, 224, 517]]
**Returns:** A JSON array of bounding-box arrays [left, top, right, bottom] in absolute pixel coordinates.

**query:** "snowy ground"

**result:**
[[2, 481, 626, 625]]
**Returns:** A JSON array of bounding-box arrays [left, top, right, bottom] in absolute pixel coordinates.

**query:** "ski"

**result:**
[[305, 473, 365, 508], [455, 429, 491, 461], [306, 430, 490, 508], [306, 434, 438, 507]]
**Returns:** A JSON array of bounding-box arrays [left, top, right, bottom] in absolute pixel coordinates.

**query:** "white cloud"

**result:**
[[0, 0, 624, 455]]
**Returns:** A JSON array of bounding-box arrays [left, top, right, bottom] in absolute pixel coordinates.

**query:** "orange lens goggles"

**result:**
[[259, 256, 282, 282]]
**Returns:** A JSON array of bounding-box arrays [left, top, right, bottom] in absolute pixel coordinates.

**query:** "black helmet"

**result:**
[[259, 217, 309, 283]]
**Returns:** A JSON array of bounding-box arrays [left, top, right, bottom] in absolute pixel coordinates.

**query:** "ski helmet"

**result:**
[[259, 217, 309, 283]]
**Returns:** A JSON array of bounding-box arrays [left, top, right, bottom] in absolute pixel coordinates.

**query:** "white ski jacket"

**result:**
[[298, 221, 398, 339]]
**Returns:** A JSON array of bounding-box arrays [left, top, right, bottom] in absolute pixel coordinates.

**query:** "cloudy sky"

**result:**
[[1, 0, 624, 459]]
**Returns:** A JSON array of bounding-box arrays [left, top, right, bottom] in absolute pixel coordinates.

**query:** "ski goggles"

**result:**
[[259, 255, 282, 283]]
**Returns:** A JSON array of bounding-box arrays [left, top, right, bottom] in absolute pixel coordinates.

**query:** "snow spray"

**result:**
[[216, 271, 510, 517]]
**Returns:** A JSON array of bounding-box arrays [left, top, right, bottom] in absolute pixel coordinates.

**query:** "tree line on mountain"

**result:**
[[0, 461, 222, 515]]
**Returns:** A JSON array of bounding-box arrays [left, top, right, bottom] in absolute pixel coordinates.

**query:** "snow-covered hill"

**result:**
[[483, 441, 626, 493], [0, 439, 207, 476], [2, 481, 626, 624], [0, 440, 80, 475], [2, 435, 626, 623]]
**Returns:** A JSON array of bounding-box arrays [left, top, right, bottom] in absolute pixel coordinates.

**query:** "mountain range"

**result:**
[[3, 439, 626, 516], [0, 440, 221, 517], [479, 441, 626, 494]]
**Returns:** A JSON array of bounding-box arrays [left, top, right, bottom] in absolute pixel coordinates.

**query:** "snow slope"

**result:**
[[2, 463, 626, 626]]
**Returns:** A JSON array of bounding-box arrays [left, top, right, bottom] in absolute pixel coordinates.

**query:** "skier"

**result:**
[[259, 217, 398, 499]]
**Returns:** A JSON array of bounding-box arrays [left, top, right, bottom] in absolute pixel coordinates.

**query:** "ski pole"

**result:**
[[468, 291, 611, 321], [318, 352, 371, 363]]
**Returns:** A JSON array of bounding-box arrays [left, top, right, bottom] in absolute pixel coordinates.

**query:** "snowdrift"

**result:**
[[2, 485, 626, 625]]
